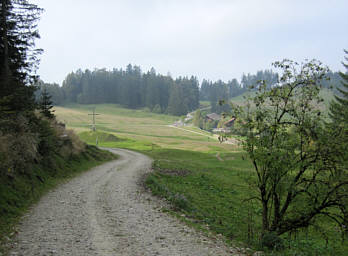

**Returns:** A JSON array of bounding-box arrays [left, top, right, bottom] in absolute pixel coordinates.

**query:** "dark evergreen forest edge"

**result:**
[[0, 1, 116, 253], [37, 66, 343, 115]]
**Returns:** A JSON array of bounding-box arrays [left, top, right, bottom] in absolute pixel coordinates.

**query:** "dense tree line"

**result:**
[[240, 69, 279, 89], [39, 65, 344, 118], [200, 79, 242, 114], [200, 70, 278, 114], [40, 68, 282, 116], [44, 66, 199, 116], [39, 67, 245, 115]]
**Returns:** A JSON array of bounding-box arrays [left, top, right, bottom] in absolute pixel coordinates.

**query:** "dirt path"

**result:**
[[167, 125, 216, 139], [9, 148, 239, 256]]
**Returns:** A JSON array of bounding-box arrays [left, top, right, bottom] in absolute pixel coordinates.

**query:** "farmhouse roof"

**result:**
[[224, 117, 236, 127], [206, 113, 221, 121]]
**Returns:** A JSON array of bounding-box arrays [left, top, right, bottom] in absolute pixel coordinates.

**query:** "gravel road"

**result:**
[[9, 148, 239, 256]]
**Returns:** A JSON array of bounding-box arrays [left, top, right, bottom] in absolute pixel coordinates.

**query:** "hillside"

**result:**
[[230, 88, 336, 117], [54, 104, 240, 152]]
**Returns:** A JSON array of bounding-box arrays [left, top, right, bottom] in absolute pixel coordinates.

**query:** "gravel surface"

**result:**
[[9, 148, 241, 256]]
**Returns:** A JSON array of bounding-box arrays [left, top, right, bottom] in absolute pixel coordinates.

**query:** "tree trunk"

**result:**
[[261, 196, 269, 234]]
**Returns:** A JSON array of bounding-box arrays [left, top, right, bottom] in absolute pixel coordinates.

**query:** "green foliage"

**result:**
[[0, 0, 42, 113], [200, 78, 245, 103], [193, 109, 202, 127], [231, 59, 348, 241], [36, 81, 65, 106], [37, 118, 58, 157], [327, 50, 348, 238], [330, 50, 348, 124], [203, 119, 217, 131], [143, 147, 347, 254], [59, 67, 200, 116], [38, 86, 55, 119], [261, 232, 284, 250], [166, 76, 199, 115]]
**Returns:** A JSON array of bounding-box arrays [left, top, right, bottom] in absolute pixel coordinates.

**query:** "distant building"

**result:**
[[205, 113, 221, 122], [224, 117, 236, 127]]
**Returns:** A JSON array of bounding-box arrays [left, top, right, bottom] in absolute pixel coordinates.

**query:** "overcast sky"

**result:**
[[31, 0, 348, 85]]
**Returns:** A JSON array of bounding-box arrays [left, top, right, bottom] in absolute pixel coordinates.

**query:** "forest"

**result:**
[[38, 66, 343, 116]]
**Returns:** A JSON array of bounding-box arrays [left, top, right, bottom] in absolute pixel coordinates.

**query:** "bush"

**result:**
[[0, 115, 39, 176], [261, 232, 284, 250]]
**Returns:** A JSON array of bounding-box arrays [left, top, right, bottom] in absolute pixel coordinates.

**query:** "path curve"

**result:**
[[9, 148, 239, 256]]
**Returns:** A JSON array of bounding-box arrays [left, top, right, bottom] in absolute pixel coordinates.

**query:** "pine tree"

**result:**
[[330, 50, 348, 124], [0, 0, 43, 113], [328, 49, 348, 240], [39, 86, 54, 119]]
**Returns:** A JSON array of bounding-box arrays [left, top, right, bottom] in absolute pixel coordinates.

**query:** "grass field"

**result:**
[[54, 103, 240, 152], [54, 103, 347, 255]]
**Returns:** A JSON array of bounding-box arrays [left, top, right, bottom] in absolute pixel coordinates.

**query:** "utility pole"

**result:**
[[88, 107, 100, 132], [88, 108, 100, 146]]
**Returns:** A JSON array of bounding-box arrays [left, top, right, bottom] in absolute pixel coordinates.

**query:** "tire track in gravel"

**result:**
[[9, 148, 240, 256]]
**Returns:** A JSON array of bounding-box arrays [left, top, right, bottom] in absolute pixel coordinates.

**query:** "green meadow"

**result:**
[[55, 103, 346, 255], [54, 103, 240, 152]]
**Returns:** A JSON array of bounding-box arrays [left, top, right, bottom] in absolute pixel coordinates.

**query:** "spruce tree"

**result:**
[[328, 50, 348, 238], [39, 86, 54, 119], [330, 50, 348, 124], [0, 0, 42, 113]]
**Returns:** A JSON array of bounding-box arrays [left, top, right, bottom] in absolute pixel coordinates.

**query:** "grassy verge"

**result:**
[[144, 148, 258, 245], [0, 145, 116, 254], [144, 150, 347, 255]]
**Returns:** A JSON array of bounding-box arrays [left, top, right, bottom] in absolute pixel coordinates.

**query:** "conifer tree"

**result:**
[[330, 50, 348, 124], [328, 50, 348, 238], [0, 0, 42, 113], [39, 86, 54, 119]]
